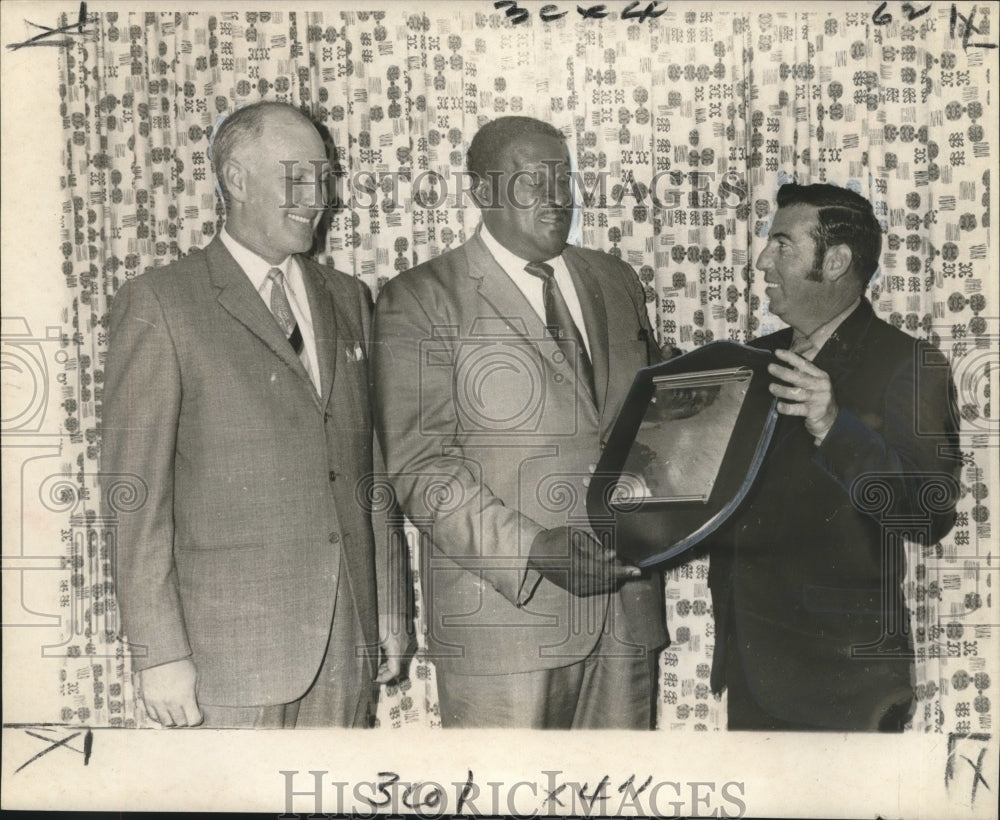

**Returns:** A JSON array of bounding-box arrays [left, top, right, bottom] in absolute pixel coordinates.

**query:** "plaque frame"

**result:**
[[587, 341, 780, 567]]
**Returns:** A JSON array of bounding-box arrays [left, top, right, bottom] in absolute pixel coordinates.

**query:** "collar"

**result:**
[[791, 297, 862, 361], [220, 227, 292, 292], [479, 223, 564, 277]]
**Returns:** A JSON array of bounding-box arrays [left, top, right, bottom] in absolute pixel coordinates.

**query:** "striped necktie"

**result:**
[[267, 267, 304, 355]]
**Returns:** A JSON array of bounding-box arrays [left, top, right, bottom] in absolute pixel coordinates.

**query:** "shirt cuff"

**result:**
[[515, 566, 543, 607]]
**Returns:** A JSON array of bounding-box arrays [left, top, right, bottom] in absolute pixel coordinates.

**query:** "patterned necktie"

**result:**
[[523, 261, 596, 405], [267, 267, 304, 355]]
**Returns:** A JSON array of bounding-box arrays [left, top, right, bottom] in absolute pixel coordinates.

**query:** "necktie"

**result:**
[[523, 261, 596, 405], [267, 267, 304, 355], [790, 332, 815, 359]]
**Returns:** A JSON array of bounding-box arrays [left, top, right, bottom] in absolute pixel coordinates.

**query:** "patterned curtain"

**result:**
[[49, 4, 994, 733]]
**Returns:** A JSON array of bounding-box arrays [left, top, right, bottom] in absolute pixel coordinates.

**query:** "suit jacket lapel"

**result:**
[[464, 234, 551, 342], [811, 299, 873, 388], [298, 256, 338, 410], [464, 235, 600, 414], [205, 237, 318, 406], [564, 248, 609, 414], [765, 300, 873, 449]]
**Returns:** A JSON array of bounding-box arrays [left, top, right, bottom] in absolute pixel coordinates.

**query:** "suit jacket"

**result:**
[[706, 298, 960, 730], [372, 234, 668, 675], [102, 236, 388, 706]]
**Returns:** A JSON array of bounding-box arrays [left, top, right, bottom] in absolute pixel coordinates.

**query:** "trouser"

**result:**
[[436, 633, 659, 729]]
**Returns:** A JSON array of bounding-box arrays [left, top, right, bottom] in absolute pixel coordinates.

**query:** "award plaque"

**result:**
[[587, 341, 779, 567]]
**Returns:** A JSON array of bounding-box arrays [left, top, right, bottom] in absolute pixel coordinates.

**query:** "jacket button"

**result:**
[[329, 532, 341, 544], [329, 470, 337, 482]]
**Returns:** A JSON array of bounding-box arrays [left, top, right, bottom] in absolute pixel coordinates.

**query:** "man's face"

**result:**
[[230, 113, 329, 264], [479, 132, 573, 262], [756, 203, 834, 333]]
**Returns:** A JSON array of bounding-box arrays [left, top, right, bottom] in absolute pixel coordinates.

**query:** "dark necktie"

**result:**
[[523, 260, 596, 405], [267, 267, 304, 355]]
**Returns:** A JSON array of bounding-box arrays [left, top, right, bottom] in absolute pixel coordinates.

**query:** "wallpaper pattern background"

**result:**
[[37, 3, 996, 732]]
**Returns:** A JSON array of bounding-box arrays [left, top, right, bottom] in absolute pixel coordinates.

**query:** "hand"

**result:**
[[137, 658, 202, 727], [528, 526, 641, 597], [768, 348, 839, 443], [375, 612, 416, 685]]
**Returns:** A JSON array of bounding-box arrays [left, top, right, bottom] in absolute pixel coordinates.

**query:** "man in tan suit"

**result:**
[[102, 102, 407, 728], [373, 116, 668, 728]]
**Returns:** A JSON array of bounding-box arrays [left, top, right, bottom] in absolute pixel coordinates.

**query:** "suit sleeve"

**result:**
[[621, 260, 663, 365], [102, 278, 191, 672], [357, 279, 412, 631], [813, 340, 961, 543], [372, 277, 545, 606]]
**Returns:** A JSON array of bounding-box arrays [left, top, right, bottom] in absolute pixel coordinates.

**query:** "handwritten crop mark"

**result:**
[[945, 733, 993, 807], [10, 724, 94, 774], [950, 4, 998, 51], [6, 2, 91, 51]]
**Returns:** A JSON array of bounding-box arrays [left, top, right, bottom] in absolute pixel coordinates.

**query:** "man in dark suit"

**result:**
[[372, 116, 668, 728], [706, 182, 961, 731], [101, 101, 407, 728]]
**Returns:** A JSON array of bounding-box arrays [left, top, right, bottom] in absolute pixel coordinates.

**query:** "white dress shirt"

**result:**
[[220, 228, 321, 393], [479, 225, 592, 358]]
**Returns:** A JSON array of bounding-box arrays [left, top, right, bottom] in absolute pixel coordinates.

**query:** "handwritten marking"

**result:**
[[6, 2, 90, 51], [543, 781, 569, 808], [950, 3, 998, 50], [493, 0, 666, 25], [579, 775, 611, 811], [454, 770, 475, 815], [540, 3, 569, 22], [945, 733, 993, 807], [961, 749, 990, 804], [578, 4, 610, 19], [872, 1, 932, 25], [619, 773, 654, 797], [621, 1, 668, 22], [13, 727, 93, 774]]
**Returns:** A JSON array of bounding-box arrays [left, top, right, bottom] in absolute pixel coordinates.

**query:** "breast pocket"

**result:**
[[332, 337, 369, 411]]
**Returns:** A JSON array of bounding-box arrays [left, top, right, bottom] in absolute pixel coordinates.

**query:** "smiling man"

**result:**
[[704, 182, 961, 731], [373, 116, 668, 728], [102, 101, 407, 728]]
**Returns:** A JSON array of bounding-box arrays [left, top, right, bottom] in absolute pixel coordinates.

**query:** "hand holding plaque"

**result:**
[[528, 526, 642, 597]]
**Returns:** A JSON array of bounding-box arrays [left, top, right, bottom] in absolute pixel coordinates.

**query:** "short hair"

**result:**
[[466, 116, 566, 186], [209, 101, 315, 204], [776, 182, 883, 285]]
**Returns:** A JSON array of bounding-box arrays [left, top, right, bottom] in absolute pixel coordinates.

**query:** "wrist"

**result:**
[[810, 411, 837, 446]]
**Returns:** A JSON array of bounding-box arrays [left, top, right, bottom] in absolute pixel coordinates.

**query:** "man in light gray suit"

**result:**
[[373, 116, 668, 728], [102, 101, 407, 728]]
